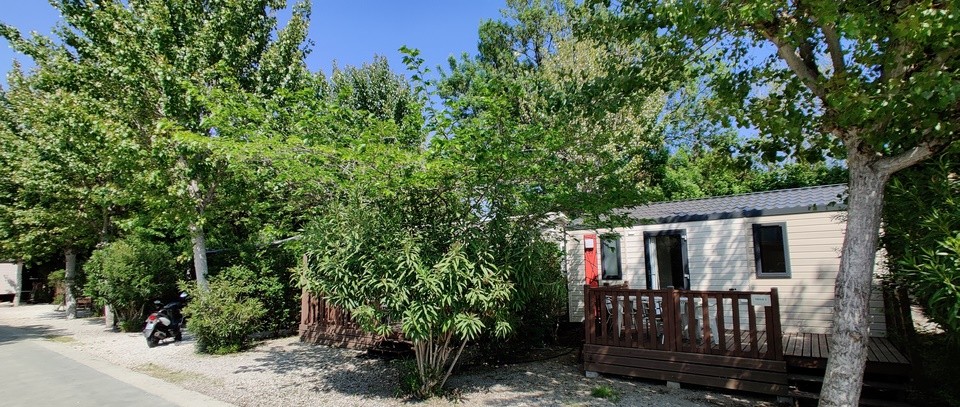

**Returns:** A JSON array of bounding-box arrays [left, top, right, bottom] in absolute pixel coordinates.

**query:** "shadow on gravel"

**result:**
[[450, 352, 774, 407], [444, 353, 605, 406], [239, 341, 398, 399], [0, 324, 69, 346], [27, 309, 107, 328]]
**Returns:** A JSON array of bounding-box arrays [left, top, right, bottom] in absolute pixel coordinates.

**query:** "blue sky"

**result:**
[[0, 1, 507, 87]]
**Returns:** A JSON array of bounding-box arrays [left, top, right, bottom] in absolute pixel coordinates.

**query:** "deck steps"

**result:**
[[788, 390, 913, 407], [787, 389, 819, 400], [857, 398, 914, 407], [787, 373, 909, 392], [787, 369, 911, 406]]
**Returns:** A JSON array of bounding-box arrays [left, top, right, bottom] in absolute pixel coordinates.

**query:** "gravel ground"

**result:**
[[0, 303, 774, 406]]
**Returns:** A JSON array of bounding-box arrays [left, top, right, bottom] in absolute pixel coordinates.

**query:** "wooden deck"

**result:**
[[582, 286, 913, 398], [584, 286, 789, 396], [782, 332, 910, 374], [638, 330, 911, 367]]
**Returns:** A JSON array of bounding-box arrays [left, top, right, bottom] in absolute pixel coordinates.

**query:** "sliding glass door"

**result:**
[[644, 230, 689, 290]]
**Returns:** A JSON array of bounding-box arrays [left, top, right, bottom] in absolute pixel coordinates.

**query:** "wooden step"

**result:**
[[788, 389, 819, 400], [787, 373, 909, 391], [788, 389, 912, 407], [858, 398, 913, 407]]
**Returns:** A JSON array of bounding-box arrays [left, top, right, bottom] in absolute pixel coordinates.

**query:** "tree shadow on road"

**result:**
[[0, 324, 69, 346]]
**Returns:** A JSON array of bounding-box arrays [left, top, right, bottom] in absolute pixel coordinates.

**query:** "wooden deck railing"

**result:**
[[584, 285, 783, 361]]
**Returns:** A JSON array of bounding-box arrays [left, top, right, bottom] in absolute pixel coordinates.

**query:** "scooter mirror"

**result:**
[[153, 300, 162, 305], [179, 292, 188, 299]]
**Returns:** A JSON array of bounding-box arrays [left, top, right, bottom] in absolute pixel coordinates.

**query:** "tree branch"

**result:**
[[821, 23, 845, 74], [758, 25, 827, 101], [882, 41, 913, 84], [875, 139, 951, 175]]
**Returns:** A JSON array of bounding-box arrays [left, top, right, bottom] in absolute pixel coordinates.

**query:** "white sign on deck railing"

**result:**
[[751, 294, 771, 307]]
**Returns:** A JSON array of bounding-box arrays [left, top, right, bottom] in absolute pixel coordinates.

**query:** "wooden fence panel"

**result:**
[[299, 289, 378, 349]]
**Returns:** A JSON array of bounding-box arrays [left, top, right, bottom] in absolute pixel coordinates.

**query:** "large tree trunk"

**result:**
[[190, 222, 209, 291], [64, 248, 78, 319], [13, 259, 23, 306], [819, 161, 889, 407]]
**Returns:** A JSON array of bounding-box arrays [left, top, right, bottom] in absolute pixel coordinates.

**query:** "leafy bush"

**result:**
[[883, 154, 960, 341], [492, 224, 567, 348], [83, 237, 178, 331], [300, 180, 572, 398], [301, 192, 517, 398], [899, 236, 960, 340], [181, 274, 266, 354], [208, 251, 299, 334]]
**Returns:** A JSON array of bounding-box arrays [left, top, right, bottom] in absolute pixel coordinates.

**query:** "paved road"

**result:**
[[0, 323, 232, 407]]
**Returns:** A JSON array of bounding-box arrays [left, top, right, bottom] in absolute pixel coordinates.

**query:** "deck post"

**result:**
[[747, 295, 759, 358], [700, 292, 711, 353], [685, 292, 697, 353], [716, 294, 727, 355], [731, 295, 742, 356], [665, 287, 679, 352], [769, 288, 784, 361]]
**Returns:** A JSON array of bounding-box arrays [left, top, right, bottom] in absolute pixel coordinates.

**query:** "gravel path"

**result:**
[[0, 304, 774, 406]]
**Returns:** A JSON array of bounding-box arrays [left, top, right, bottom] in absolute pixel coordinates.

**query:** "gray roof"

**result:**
[[618, 184, 847, 225]]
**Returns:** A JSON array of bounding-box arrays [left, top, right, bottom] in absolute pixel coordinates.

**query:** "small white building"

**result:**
[[563, 184, 888, 336], [0, 262, 20, 302]]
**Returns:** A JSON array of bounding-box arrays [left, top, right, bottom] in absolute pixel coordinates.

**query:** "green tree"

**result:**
[[0, 63, 139, 317], [2, 0, 312, 291], [582, 1, 960, 404], [651, 134, 848, 201], [84, 236, 178, 331], [329, 56, 423, 147], [438, 0, 668, 225]]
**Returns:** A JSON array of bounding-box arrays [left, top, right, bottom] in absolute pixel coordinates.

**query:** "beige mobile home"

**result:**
[[564, 185, 909, 398], [564, 184, 888, 336]]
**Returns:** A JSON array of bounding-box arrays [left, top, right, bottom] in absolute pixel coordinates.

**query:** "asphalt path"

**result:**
[[0, 322, 232, 407]]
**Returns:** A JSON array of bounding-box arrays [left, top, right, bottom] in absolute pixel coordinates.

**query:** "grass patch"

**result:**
[[135, 363, 205, 384], [590, 384, 620, 402], [43, 335, 75, 343]]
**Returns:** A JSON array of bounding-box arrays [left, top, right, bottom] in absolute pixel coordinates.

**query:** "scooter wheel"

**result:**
[[147, 337, 159, 348], [174, 331, 182, 341]]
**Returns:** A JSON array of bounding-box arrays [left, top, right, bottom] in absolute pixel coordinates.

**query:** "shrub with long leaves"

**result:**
[[899, 236, 960, 343], [884, 155, 960, 341], [300, 191, 519, 398]]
